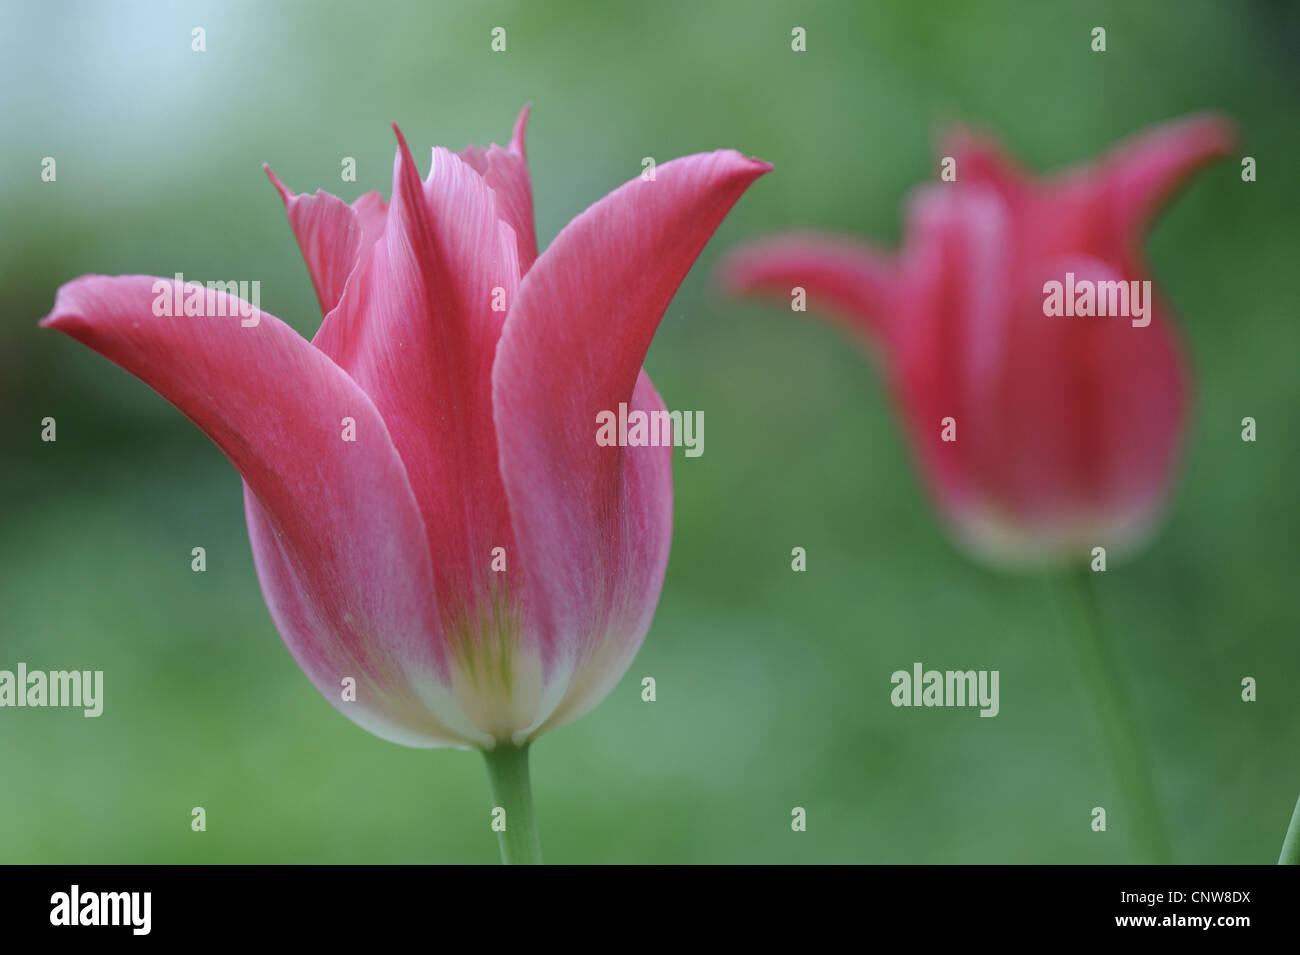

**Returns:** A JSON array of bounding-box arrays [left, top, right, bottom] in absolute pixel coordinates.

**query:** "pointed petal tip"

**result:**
[[935, 125, 1030, 196], [938, 123, 999, 152], [510, 103, 532, 156], [38, 292, 64, 329], [391, 122, 415, 160], [1113, 111, 1239, 170], [1106, 111, 1240, 225], [392, 123, 421, 167], [1167, 110, 1237, 141], [387, 121, 408, 151], [728, 150, 774, 176], [389, 122, 428, 198], [263, 163, 292, 203], [701, 150, 773, 195], [1173, 111, 1239, 155], [39, 275, 97, 330]]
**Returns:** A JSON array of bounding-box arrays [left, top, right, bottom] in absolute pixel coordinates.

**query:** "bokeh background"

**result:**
[[2, 0, 1297, 863]]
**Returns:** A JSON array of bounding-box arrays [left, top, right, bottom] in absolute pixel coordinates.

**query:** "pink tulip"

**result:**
[[723, 115, 1234, 567], [43, 109, 770, 748]]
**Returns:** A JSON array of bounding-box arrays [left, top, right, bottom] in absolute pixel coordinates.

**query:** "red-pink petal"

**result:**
[[457, 105, 538, 272], [719, 231, 897, 345], [493, 150, 769, 731], [941, 126, 1031, 204], [41, 275, 479, 746], [1098, 113, 1237, 239], [976, 255, 1187, 550], [893, 185, 1014, 523], [316, 127, 521, 643], [264, 166, 388, 318]]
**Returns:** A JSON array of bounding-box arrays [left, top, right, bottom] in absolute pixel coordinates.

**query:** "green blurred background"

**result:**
[[2, 0, 1297, 863]]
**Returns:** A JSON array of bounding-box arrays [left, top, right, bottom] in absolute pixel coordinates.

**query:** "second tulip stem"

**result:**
[[482, 742, 543, 865], [1053, 568, 1171, 863]]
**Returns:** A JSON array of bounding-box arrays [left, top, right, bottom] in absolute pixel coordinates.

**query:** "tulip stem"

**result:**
[[1053, 568, 1171, 863], [1278, 792, 1300, 864], [482, 742, 542, 864]]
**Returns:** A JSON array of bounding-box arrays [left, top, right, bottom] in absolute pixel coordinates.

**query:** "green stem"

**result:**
[[1278, 792, 1300, 864], [1052, 568, 1171, 863], [482, 742, 542, 864]]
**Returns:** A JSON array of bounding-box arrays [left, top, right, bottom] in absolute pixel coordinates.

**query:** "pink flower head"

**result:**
[[43, 108, 770, 747], [723, 114, 1234, 567]]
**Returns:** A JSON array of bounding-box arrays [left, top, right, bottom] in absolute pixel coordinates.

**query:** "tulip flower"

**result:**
[[722, 115, 1235, 862], [42, 107, 770, 863], [723, 114, 1234, 569]]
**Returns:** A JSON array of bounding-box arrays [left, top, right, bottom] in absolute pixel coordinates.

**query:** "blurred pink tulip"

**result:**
[[723, 114, 1234, 567], [44, 108, 770, 747]]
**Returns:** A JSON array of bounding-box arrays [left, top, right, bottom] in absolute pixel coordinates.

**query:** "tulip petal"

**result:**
[[1099, 113, 1236, 238], [719, 231, 897, 344], [316, 127, 522, 643], [458, 105, 538, 272], [981, 255, 1187, 545], [493, 150, 769, 734], [941, 126, 1030, 203], [894, 185, 1013, 522], [41, 275, 482, 747], [264, 166, 388, 318]]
